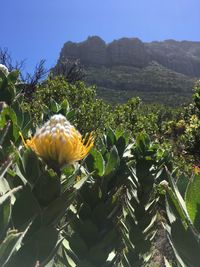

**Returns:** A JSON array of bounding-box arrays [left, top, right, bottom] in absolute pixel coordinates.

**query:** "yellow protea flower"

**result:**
[[193, 165, 200, 175], [21, 114, 94, 166]]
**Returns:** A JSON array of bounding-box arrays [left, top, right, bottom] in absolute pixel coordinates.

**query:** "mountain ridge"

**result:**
[[59, 36, 200, 77], [56, 36, 200, 105]]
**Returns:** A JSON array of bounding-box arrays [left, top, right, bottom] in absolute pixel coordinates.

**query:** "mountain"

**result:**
[[56, 36, 200, 105]]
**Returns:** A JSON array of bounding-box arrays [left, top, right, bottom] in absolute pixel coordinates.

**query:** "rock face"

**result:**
[[59, 36, 200, 77], [60, 36, 107, 66], [145, 40, 200, 77], [107, 38, 149, 67], [56, 36, 200, 105]]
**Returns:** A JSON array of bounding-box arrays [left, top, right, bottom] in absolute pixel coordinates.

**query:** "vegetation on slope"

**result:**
[[1, 56, 200, 267], [86, 62, 196, 105]]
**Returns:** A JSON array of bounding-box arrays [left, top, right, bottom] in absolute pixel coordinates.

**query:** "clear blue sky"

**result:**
[[1, 0, 200, 72]]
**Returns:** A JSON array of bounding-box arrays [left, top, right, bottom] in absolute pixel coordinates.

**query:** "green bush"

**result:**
[[23, 77, 113, 136], [2, 65, 200, 267], [164, 170, 200, 267]]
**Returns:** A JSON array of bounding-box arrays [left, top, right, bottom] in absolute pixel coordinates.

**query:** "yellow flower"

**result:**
[[21, 114, 94, 166], [193, 165, 200, 175]]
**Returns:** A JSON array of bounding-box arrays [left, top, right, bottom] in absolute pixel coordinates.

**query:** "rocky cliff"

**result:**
[[56, 36, 200, 105], [59, 36, 200, 77]]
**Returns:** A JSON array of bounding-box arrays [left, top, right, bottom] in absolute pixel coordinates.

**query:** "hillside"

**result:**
[[56, 36, 200, 105]]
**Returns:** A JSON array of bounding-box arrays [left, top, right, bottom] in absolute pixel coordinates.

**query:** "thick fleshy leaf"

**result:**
[[22, 149, 40, 185], [164, 257, 173, 267], [50, 99, 61, 113], [0, 177, 10, 195], [0, 159, 12, 180], [0, 186, 22, 206], [33, 172, 61, 207], [135, 133, 150, 155], [42, 189, 75, 226], [7, 70, 19, 83], [104, 146, 120, 176], [60, 99, 70, 112], [176, 174, 189, 198], [171, 219, 200, 267], [4, 226, 59, 267], [0, 107, 19, 145], [185, 174, 200, 231], [86, 149, 105, 176], [0, 197, 11, 239], [116, 136, 126, 158], [167, 172, 189, 223], [166, 188, 188, 225], [69, 232, 88, 260], [106, 128, 116, 148], [0, 231, 22, 266], [66, 110, 75, 120], [78, 220, 99, 247], [12, 186, 41, 230]]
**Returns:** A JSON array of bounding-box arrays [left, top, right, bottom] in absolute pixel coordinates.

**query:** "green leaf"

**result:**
[[11, 100, 31, 131], [42, 104, 50, 115], [69, 233, 88, 260], [5, 86, 16, 105], [185, 174, 200, 231], [106, 128, 116, 148], [135, 133, 150, 155], [0, 197, 11, 239], [21, 111, 32, 133], [12, 186, 41, 230], [1, 107, 17, 126], [0, 70, 7, 80], [42, 189, 75, 226], [0, 107, 19, 145], [77, 260, 95, 267], [2, 224, 59, 267], [87, 245, 109, 266], [166, 188, 188, 225], [0, 177, 10, 195], [22, 149, 40, 186], [0, 159, 12, 180], [105, 146, 120, 176], [78, 220, 99, 247], [0, 83, 14, 105], [61, 99, 70, 112], [91, 203, 107, 227], [176, 174, 189, 198], [0, 186, 22, 206], [43, 259, 54, 267], [35, 226, 59, 264], [167, 172, 190, 224], [66, 109, 75, 120], [50, 99, 61, 113], [86, 149, 105, 176], [164, 257, 173, 267], [7, 70, 19, 83], [33, 171, 61, 207], [74, 174, 90, 190], [116, 136, 126, 158], [79, 203, 92, 221], [170, 219, 200, 267], [0, 231, 22, 267]]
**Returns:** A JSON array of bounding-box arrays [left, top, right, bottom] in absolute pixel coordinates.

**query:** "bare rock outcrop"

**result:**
[[58, 36, 200, 77]]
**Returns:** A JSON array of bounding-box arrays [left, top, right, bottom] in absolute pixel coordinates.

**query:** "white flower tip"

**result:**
[[51, 114, 67, 123], [160, 180, 169, 189], [0, 64, 9, 76]]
